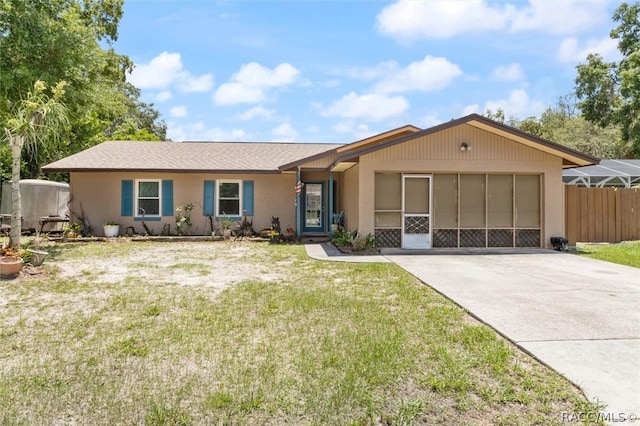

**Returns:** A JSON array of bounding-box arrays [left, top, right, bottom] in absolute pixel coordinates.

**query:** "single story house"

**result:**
[[43, 114, 598, 249]]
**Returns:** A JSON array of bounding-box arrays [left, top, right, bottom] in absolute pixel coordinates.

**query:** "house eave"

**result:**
[[331, 114, 600, 168], [41, 167, 281, 175]]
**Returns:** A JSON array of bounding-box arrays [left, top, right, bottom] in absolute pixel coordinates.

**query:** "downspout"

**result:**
[[328, 169, 333, 238], [295, 168, 301, 238]]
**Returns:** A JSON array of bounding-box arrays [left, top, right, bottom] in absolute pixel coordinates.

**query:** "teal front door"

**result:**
[[302, 182, 325, 233]]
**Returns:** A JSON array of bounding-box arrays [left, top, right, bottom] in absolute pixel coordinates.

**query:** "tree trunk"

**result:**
[[10, 136, 23, 247]]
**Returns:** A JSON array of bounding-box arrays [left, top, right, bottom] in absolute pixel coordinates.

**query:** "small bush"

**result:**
[[331, 229, 377, 254]]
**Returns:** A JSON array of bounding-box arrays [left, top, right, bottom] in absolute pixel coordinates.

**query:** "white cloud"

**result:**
[[170, 105, 188, 118], [238, 106, 276, 121], [271, 123, 298, 142], [155, 91, 173, 102], [129, 52, 184, 89], [465, 89, 546, 119], [376, 1, 512, 40], [333, 120, 374, 140], [128, 51, 214, 93], [462, 104, 481, 116], [376, 0, 611, 41], [319, 92, 409, 121], [509, 0, 608, 35], [180, 74, 214, 93], [214, 83, 265, 105], [375, 56, 462, 94], [556, 36, 619, 63], [234, 62, 300, 87], [491, 63, 525, 81], [214, 62, 301, 106], [167, 121, 248, 142]]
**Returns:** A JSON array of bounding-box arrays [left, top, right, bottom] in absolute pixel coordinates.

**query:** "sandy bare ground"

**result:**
[[52, 240, 290, 289], [1, 240, 294, 329]]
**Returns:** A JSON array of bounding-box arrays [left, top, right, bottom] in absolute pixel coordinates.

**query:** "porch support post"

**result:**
[[296, 168, 301, 238], [328, 170, 334, 238]]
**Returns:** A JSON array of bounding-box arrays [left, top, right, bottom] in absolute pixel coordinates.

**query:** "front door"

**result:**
[[302, 181, 325, 233], [402, 175, 431, 249]]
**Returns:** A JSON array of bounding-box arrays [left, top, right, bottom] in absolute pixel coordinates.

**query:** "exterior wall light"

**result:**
[[460, 142, 470, 151]]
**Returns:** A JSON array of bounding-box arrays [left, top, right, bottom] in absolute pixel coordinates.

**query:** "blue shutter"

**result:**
[[203, 180, 215, 216], [121, 180, 133, 216], [162, 180, 174, 216], [243, 180, 254, 216]]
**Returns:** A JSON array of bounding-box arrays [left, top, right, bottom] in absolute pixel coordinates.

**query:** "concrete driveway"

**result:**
[[385, 251, 640, 416]]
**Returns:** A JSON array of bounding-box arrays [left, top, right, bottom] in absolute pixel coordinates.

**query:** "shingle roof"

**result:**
[[42, 140, 344, 173]]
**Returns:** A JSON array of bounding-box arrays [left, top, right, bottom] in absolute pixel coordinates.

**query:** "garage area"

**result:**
[[374, 172, 542, 248]]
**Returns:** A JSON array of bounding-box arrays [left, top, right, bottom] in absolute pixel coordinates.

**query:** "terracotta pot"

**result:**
[[0, 256, 23, 277]]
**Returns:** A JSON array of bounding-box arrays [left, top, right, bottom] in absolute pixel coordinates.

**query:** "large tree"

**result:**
[[575, 2, 640, 157], [484, 98, 627, 158], [0, 0, 166, 179], [539, 96, 627, 158], [3, 81, 69, 247]]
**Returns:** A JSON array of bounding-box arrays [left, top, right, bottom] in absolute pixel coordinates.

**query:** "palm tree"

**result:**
[[3, 81, 68, 247]]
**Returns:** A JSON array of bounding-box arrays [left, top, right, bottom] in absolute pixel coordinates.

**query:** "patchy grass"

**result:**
[[576, 240, 640, 268], [0, 241, 604, 425]]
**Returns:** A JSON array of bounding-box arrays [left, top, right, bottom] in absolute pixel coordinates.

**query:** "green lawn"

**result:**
[[0, 241, 603, 425], [576, 240, 640, 268]]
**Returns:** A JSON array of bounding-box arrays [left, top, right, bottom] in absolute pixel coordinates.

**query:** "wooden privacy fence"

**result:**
[[565, 185, 640, 245]]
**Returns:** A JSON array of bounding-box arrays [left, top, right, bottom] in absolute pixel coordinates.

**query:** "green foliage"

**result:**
[[145, 403, 191, 426], [486, 96, 629, 159], [0, 0, 166, 179], [3, 80, 69, 247], [331, 228, 358, 247], [575, 2, 640, 157], [539, 95, 628, 158], [175, 203, 194, 236], [331, 229, 377, 252], [0, 241, 603, 424], [577, 241, 640, 268]]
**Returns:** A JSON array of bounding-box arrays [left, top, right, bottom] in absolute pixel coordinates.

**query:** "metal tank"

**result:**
[[0, 179, 70, 232]]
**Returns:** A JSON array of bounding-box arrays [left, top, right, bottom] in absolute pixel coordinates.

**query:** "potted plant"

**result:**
[[0, 247, 24, 277], [64, 222, 82, 239], [103, 221, 120, 238]]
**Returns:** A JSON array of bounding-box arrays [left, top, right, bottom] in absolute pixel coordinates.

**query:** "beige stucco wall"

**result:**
[[69, 172, 297, 236], [342, 163, 360, 231], [353, 124, 566, 248]]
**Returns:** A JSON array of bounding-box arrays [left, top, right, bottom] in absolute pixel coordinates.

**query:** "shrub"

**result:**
[[331, 229, 377, 253]]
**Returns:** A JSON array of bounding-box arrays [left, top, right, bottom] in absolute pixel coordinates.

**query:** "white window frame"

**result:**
[[135, 179, 162, 217], [216, 180, 243, 217]]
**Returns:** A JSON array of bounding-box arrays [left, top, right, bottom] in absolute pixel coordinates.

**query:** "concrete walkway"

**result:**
[[305, 243, 640, 415]]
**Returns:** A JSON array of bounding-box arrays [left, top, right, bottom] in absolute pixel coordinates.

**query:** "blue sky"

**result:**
[[118, 0, 624, 143]]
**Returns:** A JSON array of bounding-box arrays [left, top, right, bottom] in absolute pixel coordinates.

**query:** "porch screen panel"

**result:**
[[515, 175, 540, 227], [404, 178, 430, 214], [433, 174, 458, 228], [375, 173, 401, 210], [460, 175, 485, 227], [375, 212, 401, 228], [487, 175, 513, 227], [374, 173, 402, 247]]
